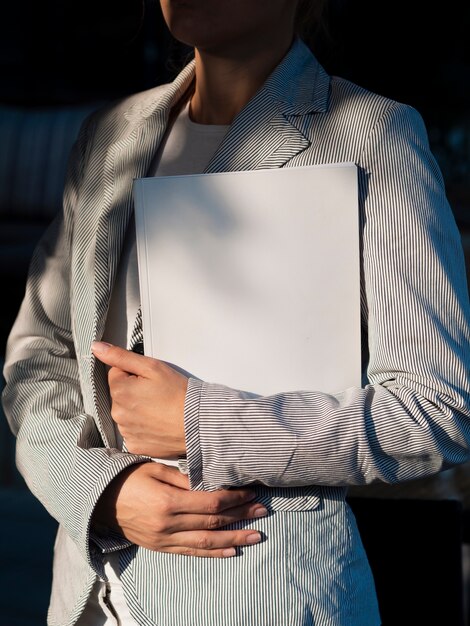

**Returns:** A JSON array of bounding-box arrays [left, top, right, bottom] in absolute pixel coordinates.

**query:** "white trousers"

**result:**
[[76, 555, 139, 626]]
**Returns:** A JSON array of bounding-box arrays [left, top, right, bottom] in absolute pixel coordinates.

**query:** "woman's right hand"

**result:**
[[92, 463, 268, 557]]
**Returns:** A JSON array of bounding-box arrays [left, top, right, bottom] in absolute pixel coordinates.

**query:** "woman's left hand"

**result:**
[[91, 341, 188, 458]]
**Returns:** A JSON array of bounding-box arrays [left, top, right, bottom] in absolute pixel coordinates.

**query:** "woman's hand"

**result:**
[[92, 463, 266, 556], [91, 341, 187, 458]]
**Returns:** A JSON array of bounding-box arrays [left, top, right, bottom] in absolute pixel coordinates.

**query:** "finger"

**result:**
[[91, 341, 156, 377], [169, 485, 259, 515], [164, 528, 264, 557], [143, 464, 258, 510], [167, 501, 269, 533]]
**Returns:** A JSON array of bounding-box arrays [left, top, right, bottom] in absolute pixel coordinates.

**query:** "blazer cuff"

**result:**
[[85, 453, 152, 578], [90, 528, 133, 555], [184, 378, 205, 490]]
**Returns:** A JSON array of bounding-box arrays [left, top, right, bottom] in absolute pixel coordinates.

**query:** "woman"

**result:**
[[3, 0, 470, 624]]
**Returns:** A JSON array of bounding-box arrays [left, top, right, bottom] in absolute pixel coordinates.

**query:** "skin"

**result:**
[[92, 341, 187, 459], [92, 341, 267, 556], [93, 461, 266, 557], [160, 0, 300, 124], [92, 0, 301, 557]]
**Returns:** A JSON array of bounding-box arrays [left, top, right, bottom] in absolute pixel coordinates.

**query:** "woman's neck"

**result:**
[[190, 36, 294, 126]]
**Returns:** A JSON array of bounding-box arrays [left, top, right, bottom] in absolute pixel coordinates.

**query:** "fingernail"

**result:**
[[252, 506, 268, 518], [222, 548, 236, 557], [91, 341, 112, 355], [246, 532, 262, 545]]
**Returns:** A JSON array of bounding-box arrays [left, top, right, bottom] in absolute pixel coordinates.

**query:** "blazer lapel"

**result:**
[[205, 38, 329, 174], [94, 63, 196, 339], [78, 63, 195, 443]]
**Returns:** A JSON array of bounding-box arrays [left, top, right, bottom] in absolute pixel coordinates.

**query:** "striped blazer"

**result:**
[[3, 39, 470, 625]]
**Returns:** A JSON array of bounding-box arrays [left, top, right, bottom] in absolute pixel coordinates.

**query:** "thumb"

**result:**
[[148, 462, 191, 490]]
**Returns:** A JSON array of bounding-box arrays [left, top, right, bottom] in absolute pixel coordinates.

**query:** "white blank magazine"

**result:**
[[133, 163, 360, 397]]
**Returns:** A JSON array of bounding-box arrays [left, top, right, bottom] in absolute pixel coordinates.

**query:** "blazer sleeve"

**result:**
[[183, 101, 470, 491], [1, 115, 150, 579]]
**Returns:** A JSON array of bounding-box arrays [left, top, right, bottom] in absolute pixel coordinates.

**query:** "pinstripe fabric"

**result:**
[[2, 37, 469, 625], [129, 305, 144, 352], [183, 84, 470, 493], [117, 487, 377, 626]]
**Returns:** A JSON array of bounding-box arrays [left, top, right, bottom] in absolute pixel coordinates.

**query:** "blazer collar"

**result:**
[[262, 37, 330, 115]]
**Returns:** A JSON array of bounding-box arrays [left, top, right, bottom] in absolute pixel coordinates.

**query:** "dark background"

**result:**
[[2, 0, 470, 171], [0, 1, 470, 625], [2, 0, 470, 140], [1, 0, 469, 338], [1, 0, 470, 318]]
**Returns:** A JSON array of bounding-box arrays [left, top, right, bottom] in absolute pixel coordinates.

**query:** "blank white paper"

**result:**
[[133, 163, 360, 397]]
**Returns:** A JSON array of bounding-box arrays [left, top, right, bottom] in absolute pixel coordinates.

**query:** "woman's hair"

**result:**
[[295, 0, 332, 50]]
